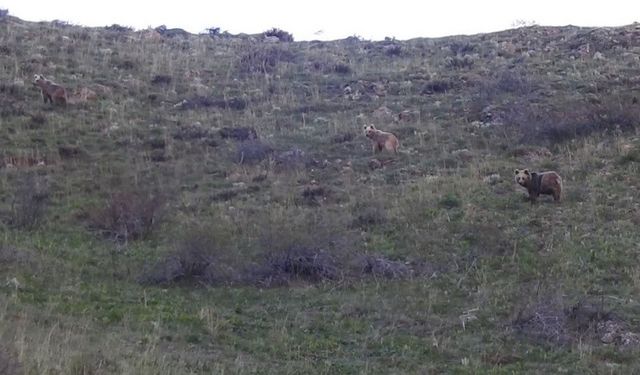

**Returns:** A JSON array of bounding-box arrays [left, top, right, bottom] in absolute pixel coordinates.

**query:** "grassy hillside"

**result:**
[[1, 13, 640, 373]]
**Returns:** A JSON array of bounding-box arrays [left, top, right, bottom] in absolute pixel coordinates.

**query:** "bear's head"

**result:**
[[363, 124, 377, 138], [514, 169, 531, 187]]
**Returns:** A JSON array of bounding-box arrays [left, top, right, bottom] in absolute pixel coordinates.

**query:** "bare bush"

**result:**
[[359, 255, 410, 279], [8, 173, 49, 230], [235, 140, 273, 164], [238, 46, 296, 74], [104, 24, 132, 32], [513, 296, 640, 347], [254, 246, 338, 287], [263, 28, 294, 42], [444, 56, 474, 69], [0, 343, 21, 375], [151, 74, 172, 85], [506, 95, 640, 145], [219, 127, 257, 141], [138, 230, 216, 286], [87, 190, 164, 242]]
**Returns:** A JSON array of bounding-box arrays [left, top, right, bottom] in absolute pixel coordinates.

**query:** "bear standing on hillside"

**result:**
[[363, 124, 399, 154], [514, 169, 563, 203], [33, 74, 67, 105]]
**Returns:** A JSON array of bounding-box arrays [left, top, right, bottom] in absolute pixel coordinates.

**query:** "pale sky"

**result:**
[[1, 0, 638, 41]]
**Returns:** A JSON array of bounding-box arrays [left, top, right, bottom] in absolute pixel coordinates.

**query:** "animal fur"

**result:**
[[363, 124, 399, 154], [514, 169, 563, 203], [33, 74, 67, 105]]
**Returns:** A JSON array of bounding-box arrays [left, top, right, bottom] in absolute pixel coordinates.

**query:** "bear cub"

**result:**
[[363, 124, 399, 154]]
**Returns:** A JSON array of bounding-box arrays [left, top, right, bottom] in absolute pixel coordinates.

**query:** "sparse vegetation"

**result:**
[[0, 14, 639, 374]]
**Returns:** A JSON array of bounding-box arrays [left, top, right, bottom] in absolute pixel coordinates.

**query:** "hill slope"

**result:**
[[1, 14, 640, 373]]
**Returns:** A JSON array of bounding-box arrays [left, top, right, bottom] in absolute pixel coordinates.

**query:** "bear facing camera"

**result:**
[[515, 169, 563, 203]]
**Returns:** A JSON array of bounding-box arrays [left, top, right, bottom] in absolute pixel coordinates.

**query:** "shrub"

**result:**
[[506, 95, 640, 145], [235, 140, 273, 164], [238, 46, 296, 74], [151, 74, 172, 85], [444, 56, 474, 69], [87, 190, 165, 242], [0, 343, 21, 375], [8, 173, 49, 230], [206, 27, 221, 37], [254, 246, 338, 286], [0, 9, 8, 19], [104, 24, 132, 32], [333, 63, 351, 74], [422, 79, 452, 94], [138, 230, 216, 285], [263, 28, 294, 42]]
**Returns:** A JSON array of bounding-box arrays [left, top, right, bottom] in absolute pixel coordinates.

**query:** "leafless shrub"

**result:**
[[151, 74, 172, 85], [206, 27, 221, 37], [507, 95, 640, 145], [0, 245, 36, 267], [444, 56, 474, 69], [254, 246, 338, 287], [155, 25, 189, 38], [219, 127, 257, 141], [87, 190, 164, 242], [384, 44, 402, 57], [51, 19, 71, 28], [351, 201, 387, 228], [235, 140, 273, 164], [449, 41, 475, 55], [422, 79, 452, 95], [296, 185, 330, 206], [8, 173, 49, 230], [104, 24, 132, 32], [138, 231, 215, 286], [333, 63, 351, 74], [0, 343, 21, 375], [513, 300, 570, 345], [274, 147, 307, 170], [332, 133, 355, 143], [263, 28, 294, 42], [171, 121, 214, 141], [513, 296, 639, 347], [238, 45, 296, 74], [359, 255, 410, 279]]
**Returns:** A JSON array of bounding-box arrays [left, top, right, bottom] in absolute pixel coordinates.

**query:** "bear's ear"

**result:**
[[514, 169, 519, 175], [524, 169, 530, 175]]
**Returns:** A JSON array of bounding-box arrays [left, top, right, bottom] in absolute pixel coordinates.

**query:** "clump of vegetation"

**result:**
[[263, 27, 294, 42], [7, 173, 49, 230], [86, 190, 165, 242]]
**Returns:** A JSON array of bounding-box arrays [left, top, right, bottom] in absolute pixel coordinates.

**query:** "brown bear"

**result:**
[[514, 169, 563, 203], [363, 124, 399, 154], [33, 74, 67, 105]]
